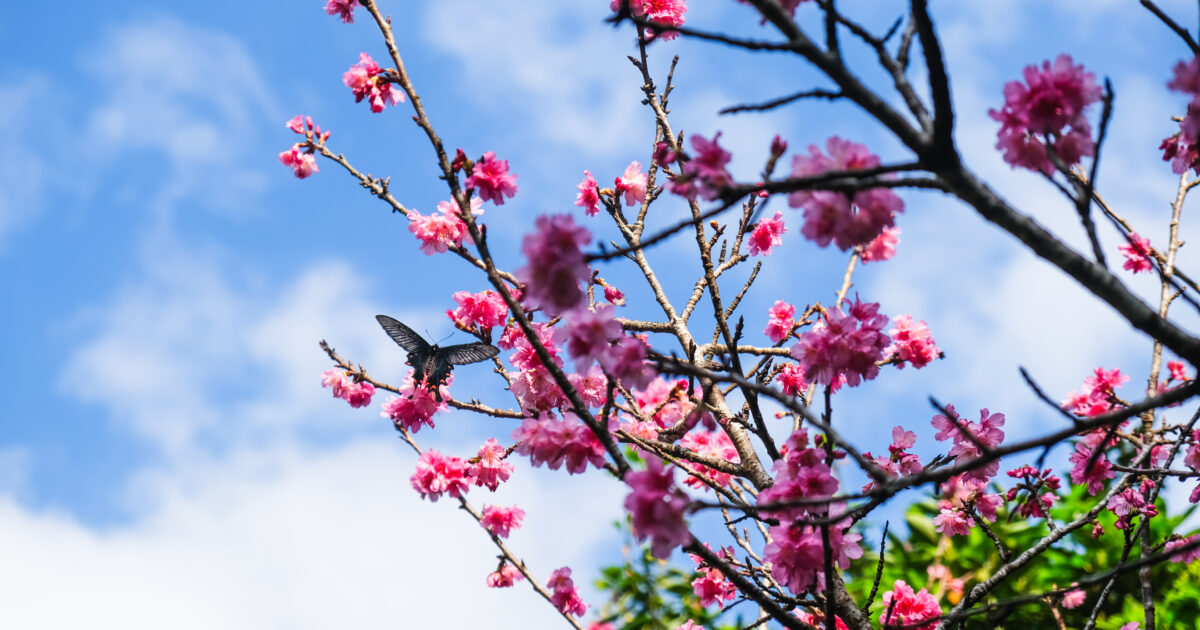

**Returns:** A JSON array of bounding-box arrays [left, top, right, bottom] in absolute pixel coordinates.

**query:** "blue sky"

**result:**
[[3, 0, 1200, 627]]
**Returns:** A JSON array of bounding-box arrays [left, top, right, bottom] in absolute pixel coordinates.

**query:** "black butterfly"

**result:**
[[376, 315, 499, 399]]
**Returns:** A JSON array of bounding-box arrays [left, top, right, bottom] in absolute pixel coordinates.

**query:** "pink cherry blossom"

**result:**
[[930, 406, 1005, 483], [410, 449, 470, 502], [480, 505, 525, 538], [691, 567, 737, 607], [631, 377, 693, 428], [763, 520, 861, 594], [1168, 360, 1189, 382], [1062, 367, 1128, 417], [886, 314, 941, 369], [613, 0, 688, 42], [447, 289, 509, 330], [758, 430, 840, 520], [615, 161, 648, 206], [988, 54, 1102, 174], [1165, 58, 1200, 174], [1061, 585, 1086, 609], [511, 413, 607, 474], [1068, 441, 1115, 495], [861, 226, 900, 263], [324, 0, 359, 23], [279, 144, 318, 178], [407, 206, 470, 255], [933, 507, 973, 537], [466, 151, 518, 205], [788, 137, 904, 251], [469, 438, 515, 491], [517, 214, 593, 315], [568, 365, 610, 408], [669, 132, 734, 201], [679, 430, 740, 489], [380, 370, 450, 432], [776, 363, 807, 396], [510, 365, 569, 414], [600, 334, 657, 391], [879, 580, 941, 630], [342, 53, 405, 113], [795, 611, 847, 630], [1119, 233, 1153, 274], [547, 567, 588, 617], [1161, 130, 1200, 175], [748, 211, 787, 256], [765, 300, 797, 343], [791, 297, 890, 388], [603, 282, 626, 305], [624, 456, 691, 558], [486, 563, 525, 588], [575, 170, 601, 216], [559, 304, 622, 371], [342, 380, 375, 408], [1166, 534, 1200, 563], [321, 369, 350, 399]]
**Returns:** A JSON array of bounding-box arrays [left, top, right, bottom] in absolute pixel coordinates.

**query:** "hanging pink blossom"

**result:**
[[791, 297, 890, 388], [547, 567, 588, 617], [1119, 233, 1153, 274], [988, 54, 1102, 174], [1068, 441, 1115, 495], [615, 161, 648, 206], [575, 170, 601, 216], [603, 282, 626, 305], [613, 0, 688, 42], [480, 505, 526, 538], [879, 580, 941, 630], [410, 449, 470, 502], [930, 406, 1005, 483], [788, 137, 904, 251], [1167, 534, 1200, 563], [486, 563, 524, 588], [517, 214, 593, 315], [748, 211, 787, 256], [1168, 360, 1189, 382], [559, 305, 623, 371], [764, 300, 796, 343], [1062, 367, 1128, 417], [380, 370, 450, 432], [342, 53, 405, 113], [279, 144, 319, 178], [669, 132, 734, 201], [886, 314, 941, 369], [624, 456, 691, 558], [447, 289, 509, 330], [691, 567, 737, 607], [322, 369, 375, 408], [861, 225, 900, 263], [511, 413, 607, 474], [469, 438, 514, 491], [679, 430, 740, 489], [408, 206, 470, 255], [776, 363, 807, 396], [324, 0, 359, 22], [466, 151, 519, 205], [763, 520, 861, 594], [600, 334, 657, 391]]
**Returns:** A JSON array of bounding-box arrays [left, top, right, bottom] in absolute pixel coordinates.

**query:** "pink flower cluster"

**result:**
[[886, 315, 940, 369], [932, 483, 1000, 538], [615, 161, 648, 206], [466, 152, 519, 205], [380, 370, 450, 433], [988, 54, 1102, 174], [763, 518, 862, 595], [1062, 585, 1086, 609], [559, 305, 623, 371], [748, 212, 787, 256], [691, 567, 737, 607], [764, 300, 796, 343], [1068, 438, 1116, 496], [757, 430, 839, 519], [787, 137, 904, 251], [480, 505, 525, 538], [776, 363, 807, 396], [447, 289, 508, 330], [324, 0, 359, 22], [1106, 479, 1157, 530], [1119, 233, 1153, 274], [1005, 465, 1060, 519], [410, 449, 470, 502], [611, 0, 688, 42], [795, 611, 848, 630], [791, 297, 890, 388], [1166, 534, 1200, 564], [547, 567, 588, 617], [860, 225, 900, 263], [930, 406, 1006, 483], [517, 214, 593, 315], [1164, 57, 1200, 174], [279, 116, 328, 179], [879, 580, 941, 630], [624, 456, 691, 558], [667, 133, 734, 201], [321, 369, 376, 408], [511, 413, 607, 474], [1062, 367, 1128, 417], [576, 171, 601, 216], [863, 426, 922, 490], [679, 430, 740, 489], [486, 563, 524, 588], [470, 438, 515, 491], [343, 53, 404, 113], [408, 196, 483, 255]]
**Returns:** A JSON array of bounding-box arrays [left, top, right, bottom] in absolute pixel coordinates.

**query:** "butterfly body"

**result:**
[[376, 315, 500, 399]]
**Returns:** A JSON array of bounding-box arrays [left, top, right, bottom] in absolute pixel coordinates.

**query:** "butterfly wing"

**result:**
[[442, 342, 501, 366], [376, 315, 430, 354]]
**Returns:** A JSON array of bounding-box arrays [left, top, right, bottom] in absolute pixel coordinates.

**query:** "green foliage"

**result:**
[[593, 522, 742, 630], [845, 485, 1200, 629]]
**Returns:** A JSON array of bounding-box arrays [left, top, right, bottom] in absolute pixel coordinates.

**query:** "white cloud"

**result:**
[[0, 439, 623, 629], [0, 77, 52, 250]]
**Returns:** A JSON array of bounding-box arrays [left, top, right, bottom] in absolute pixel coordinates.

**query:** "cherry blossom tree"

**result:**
[[288, 1, 1200, 628]]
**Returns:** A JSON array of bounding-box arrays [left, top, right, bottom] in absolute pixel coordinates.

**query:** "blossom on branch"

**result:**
[[466, 151, 518, 205], [480, 505, 525, 538], [860, 225, 900, 263], [1119, 232, 1153, 274], [612, 0, 688, 42], [380, 370, 450, 432], [517, 214, 593, 315], [511, 413, 607, 474], [447, 289, 508, 330], [342, 52, 404, 113], [764, 300, 797, 343], [547, 567, 588, 617], [878, 580, 941, 630], [790, 297, 890, 388], [787, 136, 904, 251], [279, 144, 318, 178], [668, 132, 734, 201], [469, 438, 514, 491], [748, 211, 787, 256], [615, 161, 648, 206], [324, 0, 359, 23], [410, 449, 470, 502], [624, 456, 691, 558], [575, 170, 601, 216], [886, 314, 941, 369], [486, 563, 524, 588]]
